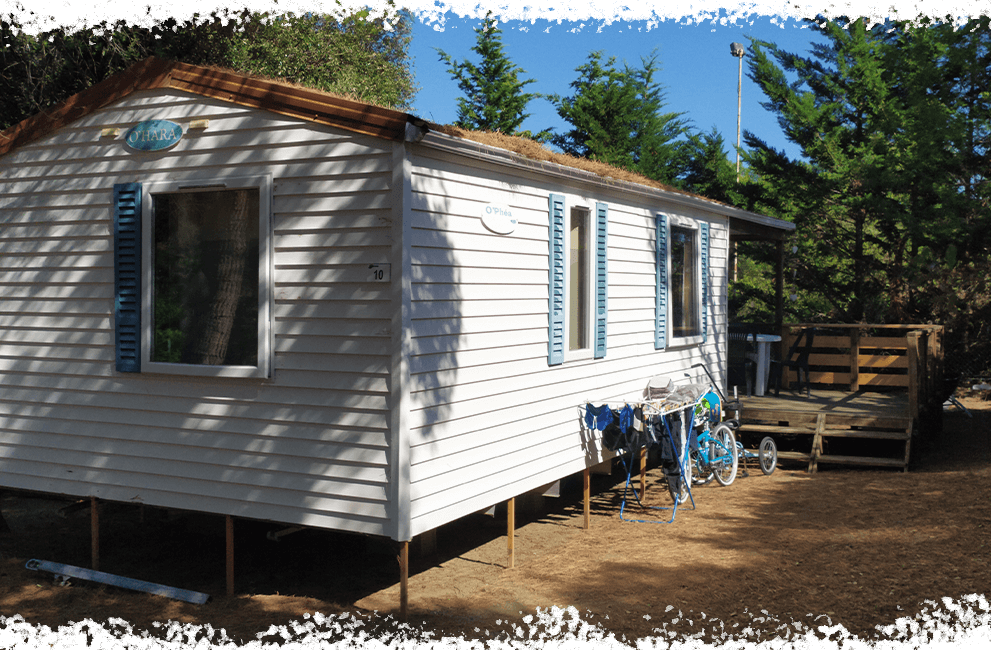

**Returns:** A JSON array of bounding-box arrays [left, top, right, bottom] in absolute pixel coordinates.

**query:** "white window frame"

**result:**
[[140, 173, 273, 378], [667, 215, 704, 348], [564, 203, 595, 362]]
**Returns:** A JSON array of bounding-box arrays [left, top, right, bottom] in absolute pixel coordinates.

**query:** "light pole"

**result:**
[[730, 42, 745, 183]]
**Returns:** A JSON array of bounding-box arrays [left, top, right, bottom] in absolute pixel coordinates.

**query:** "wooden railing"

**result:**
[[780, 323, 944, 421]]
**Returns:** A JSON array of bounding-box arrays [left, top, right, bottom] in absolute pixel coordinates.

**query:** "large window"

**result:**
[[670, 225, 700, 339], [137, 175, 272, 378]]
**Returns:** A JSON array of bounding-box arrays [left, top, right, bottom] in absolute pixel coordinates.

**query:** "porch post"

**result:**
[[507, 497, 515, 569], [774, 240, 784, 332], [583, 467, 590, 530], [226, 515, 234, 596], [90, 496, 100, 571]]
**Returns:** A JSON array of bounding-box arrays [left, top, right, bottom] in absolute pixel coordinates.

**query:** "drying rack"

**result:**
[[583, 382, 708, 524]]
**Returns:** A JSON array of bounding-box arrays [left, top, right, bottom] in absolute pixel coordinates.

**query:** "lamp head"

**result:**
[[730, 42, 746, 58]]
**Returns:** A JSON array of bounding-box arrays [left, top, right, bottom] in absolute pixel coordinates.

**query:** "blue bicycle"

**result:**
[[666, 387, 739, 505], [690, 391, 739, 487]]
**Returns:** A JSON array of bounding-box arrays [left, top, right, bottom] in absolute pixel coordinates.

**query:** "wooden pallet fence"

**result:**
[[779, 324, 944, 419]]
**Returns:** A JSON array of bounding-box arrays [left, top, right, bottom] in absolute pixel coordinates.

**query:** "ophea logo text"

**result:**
[[124, 120, 184, 152], [481, 203, 518, 235]]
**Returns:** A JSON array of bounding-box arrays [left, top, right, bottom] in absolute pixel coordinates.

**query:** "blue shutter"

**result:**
[[700, 222, 710, 344], [114, 183, 142, 372], [654, 213, 667, 350], [548, 194, 566, 366], [594, 202, 608, 359]]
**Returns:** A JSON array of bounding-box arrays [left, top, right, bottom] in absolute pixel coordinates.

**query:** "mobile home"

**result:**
[[0, 57, 793, 589]]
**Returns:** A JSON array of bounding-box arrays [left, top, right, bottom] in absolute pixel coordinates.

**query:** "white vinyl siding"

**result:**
[[0, 89, 397, 535], [405, 144, 730, 535]]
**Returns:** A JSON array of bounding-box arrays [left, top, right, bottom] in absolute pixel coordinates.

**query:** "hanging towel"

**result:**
[[617, 404, 635, 433], [584, 404, 614, 431]]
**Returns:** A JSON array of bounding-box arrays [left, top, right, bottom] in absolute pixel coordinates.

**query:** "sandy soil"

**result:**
[[1, 394, 988, 645]]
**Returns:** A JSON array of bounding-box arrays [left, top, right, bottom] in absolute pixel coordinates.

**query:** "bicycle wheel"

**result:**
[[709, 423, 738, 487], [758, 436, 778, 475], [667, 453, 692, 505]]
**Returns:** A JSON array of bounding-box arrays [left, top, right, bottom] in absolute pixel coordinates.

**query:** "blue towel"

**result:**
[[617, 404, 635, 433], [584, 404, 614, 431]]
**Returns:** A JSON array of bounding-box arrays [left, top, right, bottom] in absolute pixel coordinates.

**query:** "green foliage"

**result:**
[[681, 127, 746, 206], [436, 12, 542, 138], [744, 18, 899, 323], [739, 15, 991, 371], [549, 50, 690, 185], [0, 4, 415, 131], [227, 7, 415, 109]]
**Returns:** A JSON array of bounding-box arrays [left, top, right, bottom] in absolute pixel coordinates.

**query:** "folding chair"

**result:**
[[771, 327, 816, 397]]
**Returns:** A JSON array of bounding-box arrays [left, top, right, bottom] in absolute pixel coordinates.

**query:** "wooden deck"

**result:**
[[733, 389, 914, 472]]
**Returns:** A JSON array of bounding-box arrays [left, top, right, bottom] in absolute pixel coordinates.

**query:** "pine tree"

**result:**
[[549, 51, 689, 185], [745, 17, 900, 322], [435, 12, 540, 137], [681, 127, 741, 205]]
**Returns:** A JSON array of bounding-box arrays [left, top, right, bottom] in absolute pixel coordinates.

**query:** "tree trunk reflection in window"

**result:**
[[152, 188, 259, 367]]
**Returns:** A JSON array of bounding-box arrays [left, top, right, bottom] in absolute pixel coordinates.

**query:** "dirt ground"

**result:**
[[1, 394, 989, 645]]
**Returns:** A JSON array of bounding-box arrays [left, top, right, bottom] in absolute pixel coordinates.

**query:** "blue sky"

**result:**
[[408, 14, 829, 161]]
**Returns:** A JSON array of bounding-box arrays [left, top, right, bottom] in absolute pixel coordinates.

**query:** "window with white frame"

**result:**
[[113, 174, 272, 378], [548, 194, 608, 365], [655, 214, 709, 349]]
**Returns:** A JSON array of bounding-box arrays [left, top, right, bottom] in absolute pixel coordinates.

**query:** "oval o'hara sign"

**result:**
[[124, 120, 184, 152]]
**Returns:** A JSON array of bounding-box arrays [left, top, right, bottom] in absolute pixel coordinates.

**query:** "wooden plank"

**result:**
[[859, 336, 908, 349], [226, 515, 234, 597], [859, 355, 909, 369], [908, 332, 920, 419], [857, 374, 909, 387], [399, 541, 409, 621], [738, 424, 817, 435], [639, 448, 647, 497], [507, 497, 515, 569], [810, 414, 825, 473], [583, 468, 590, 530], [808, 353, 907, 370], [820, 429, 911, 440], [850, 329, 860, 391], [903, 421, 913, 473], [795, 371, 909, 387], [775, 450, 811, 462], [91, 496, 99, 571], [822, 415, 912, 429], [815, 455, 906, 468], [808, 335, 909, 350]]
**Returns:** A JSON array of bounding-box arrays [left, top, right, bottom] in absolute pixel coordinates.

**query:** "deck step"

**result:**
[[815, 454, 906, 468], [738, 424, 816, 435], [775, 450, 811, 462], [821, 429, 911, 440]]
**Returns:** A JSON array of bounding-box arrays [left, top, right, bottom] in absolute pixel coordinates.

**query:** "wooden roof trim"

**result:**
[[0, 57, 175, 158], [166, 65, 407, 140]]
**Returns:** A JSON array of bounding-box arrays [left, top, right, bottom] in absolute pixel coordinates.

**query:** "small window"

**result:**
[[141, 176, 272, 378], [670, 225, 700, 339]]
